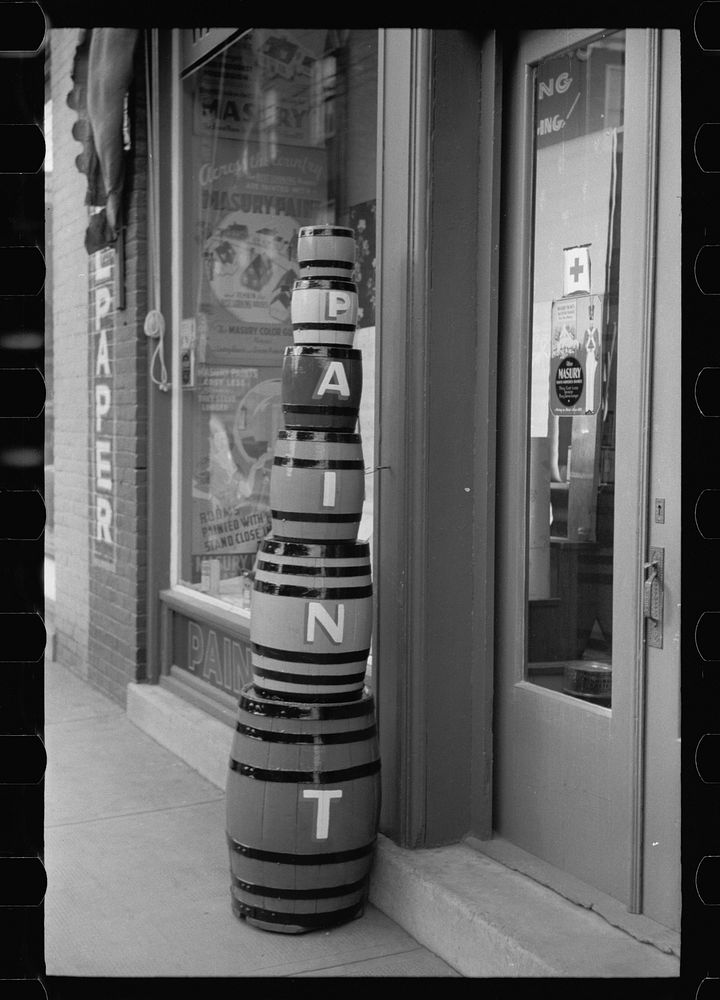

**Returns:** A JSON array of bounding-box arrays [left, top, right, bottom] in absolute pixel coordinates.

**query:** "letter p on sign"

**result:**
[[327, 290, 351, 320]]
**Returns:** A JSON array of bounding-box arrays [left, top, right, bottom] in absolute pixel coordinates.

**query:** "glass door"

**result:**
[[493, 28, 680, 924]]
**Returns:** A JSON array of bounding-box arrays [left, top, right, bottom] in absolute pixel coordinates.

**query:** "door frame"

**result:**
[[493, 27, 667, 914]]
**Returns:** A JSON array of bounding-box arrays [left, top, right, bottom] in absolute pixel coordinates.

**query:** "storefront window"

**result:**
[[525, 32, 625, 707], [176, 28, 378, 610]]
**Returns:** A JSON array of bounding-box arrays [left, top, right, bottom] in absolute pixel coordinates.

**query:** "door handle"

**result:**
[[643, 546, 664, 648], [643, 561, 660, 621]]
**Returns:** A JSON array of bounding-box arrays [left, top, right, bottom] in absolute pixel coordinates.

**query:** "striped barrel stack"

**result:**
[[226, 225, 381, 935]]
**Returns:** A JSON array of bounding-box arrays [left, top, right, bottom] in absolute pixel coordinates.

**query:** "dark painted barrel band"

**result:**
[[284, 345, 360, 360], [278, 429, 361, 443], [293, 278, 357, 291], [235, 721, 377, 743], [252, 666, 367, 687], [254, 578, 372, 599], [227, 833, 376, 864], [298, 258, 354, 270], [282, 404, 359, 417], [260, 538, 369, 559], [238, 690, 374, 718], [298, 225, 354, 238], [270, 510, 362, 525], [292, 322, 356, 333], [273, 456, 364, 470], [256, 686, 363, 704], [252, 642, 370, 664], [232, 898, 364, 928], [255, 559, 369, 578], [229, 757, 380, 782], [231, 872, 368, 900]]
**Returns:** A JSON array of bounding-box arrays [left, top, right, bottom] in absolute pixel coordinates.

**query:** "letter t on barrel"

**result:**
[[303, 788, 343, 839]]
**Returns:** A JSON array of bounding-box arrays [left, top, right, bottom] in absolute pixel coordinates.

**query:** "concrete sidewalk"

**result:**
[[43, 656, 461, 978]]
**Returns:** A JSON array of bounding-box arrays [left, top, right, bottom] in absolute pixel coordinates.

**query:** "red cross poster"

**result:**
[[562, 244, 591, 296]]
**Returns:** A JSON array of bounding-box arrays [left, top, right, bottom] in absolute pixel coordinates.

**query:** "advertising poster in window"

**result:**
[[185, 29, 339, 577], [190, 28, 333, 366]]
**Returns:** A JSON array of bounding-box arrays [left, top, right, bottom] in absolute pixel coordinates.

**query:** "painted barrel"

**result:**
[[226, 682, 381, 933], [250, 537, 372, 701], [281, 345, 362, 431], [291, 278, 358, 347], [297, 225, 356, 279], [269, 429, 365, 541]]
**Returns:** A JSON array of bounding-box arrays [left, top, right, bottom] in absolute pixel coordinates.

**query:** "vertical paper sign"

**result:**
[[89, 247, 116, 568], [549, 293, 603, 417]]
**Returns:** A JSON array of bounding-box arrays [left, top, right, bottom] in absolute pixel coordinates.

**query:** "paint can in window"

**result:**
[[226, 683, 381, 933]]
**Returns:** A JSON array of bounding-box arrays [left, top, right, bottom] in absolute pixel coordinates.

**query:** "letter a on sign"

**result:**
[[314, 361, 350, 398]]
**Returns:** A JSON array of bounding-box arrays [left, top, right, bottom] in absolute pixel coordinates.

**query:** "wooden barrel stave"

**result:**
[[291, 277, 358, 347], [249, 538, 372, 699], [226, 684, 380, 932], [281, 345, 362, 431], [297, 225, 356, 280]]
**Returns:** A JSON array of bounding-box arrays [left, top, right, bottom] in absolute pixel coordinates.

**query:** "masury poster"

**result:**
[[185, 29, 334, 582]]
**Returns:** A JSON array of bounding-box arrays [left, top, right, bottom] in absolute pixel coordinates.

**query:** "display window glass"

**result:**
[[525, 32, 625, 706], [175, 28, 378, 610]]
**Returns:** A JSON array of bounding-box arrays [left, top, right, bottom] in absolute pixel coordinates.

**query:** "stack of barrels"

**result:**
[[225, 225, 381, 935]]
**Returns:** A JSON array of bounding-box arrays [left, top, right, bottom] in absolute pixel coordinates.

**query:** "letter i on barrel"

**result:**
[[225, 225, 381, 934]]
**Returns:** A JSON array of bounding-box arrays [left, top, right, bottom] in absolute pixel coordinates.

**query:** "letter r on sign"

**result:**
[[303, 789, 342, 839]]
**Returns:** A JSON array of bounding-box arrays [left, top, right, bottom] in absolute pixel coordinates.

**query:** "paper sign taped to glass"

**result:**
[[549, 292, 603, 417], [191, 369, 282, 562]]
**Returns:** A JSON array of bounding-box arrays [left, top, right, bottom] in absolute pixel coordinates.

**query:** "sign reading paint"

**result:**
[[177, 615, 253, 696], [549, 293, 603, 416]]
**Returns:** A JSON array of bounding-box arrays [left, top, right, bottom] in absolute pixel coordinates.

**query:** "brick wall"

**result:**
[[50, 29, 149, 704], [86, 36, 149, 705], [50, 28, 90, 679]]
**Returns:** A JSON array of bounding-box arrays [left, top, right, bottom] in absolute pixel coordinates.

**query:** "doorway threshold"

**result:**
[[369, 835, 679, 977], [465, 835, 679, 958]]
